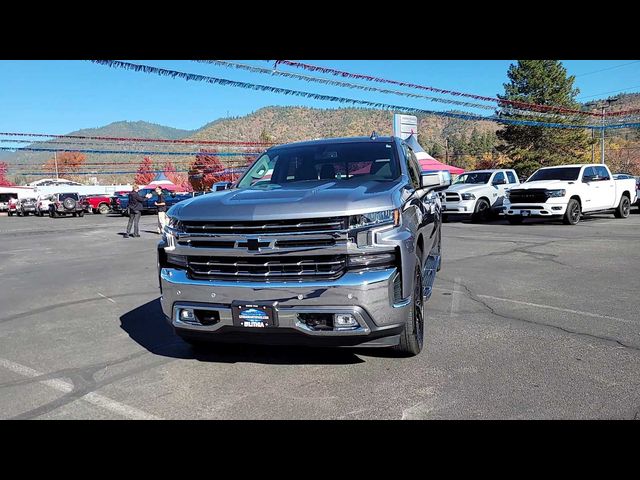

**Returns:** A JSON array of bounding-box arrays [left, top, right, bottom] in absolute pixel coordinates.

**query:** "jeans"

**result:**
[[157, 211, 167, 234], [126, 210, 141, 235]]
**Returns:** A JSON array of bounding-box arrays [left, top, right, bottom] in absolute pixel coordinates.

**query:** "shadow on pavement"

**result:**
[[120, 298, 371, 365]]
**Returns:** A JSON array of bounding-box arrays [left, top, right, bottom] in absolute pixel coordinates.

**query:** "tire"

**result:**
[[442, 213, 449, 223], [392, 263, 424, 357], [98, 203, 110, 214], [614, 195, 631, 219], [78, 211, 84, 217], [507, 216, 523, 224], [62, 197, 77, 211], [563, 198, 581, 225], [435, 229, 442, 272], [471, 199, 491, 223], [8, 211, 13, 216]]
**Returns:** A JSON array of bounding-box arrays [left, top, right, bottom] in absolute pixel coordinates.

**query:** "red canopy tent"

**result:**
[[405, 134, 465, 175]]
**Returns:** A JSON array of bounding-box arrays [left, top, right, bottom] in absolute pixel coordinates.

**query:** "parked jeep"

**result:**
[[48, 193, 85, 218], [159, 135, 452, 356]]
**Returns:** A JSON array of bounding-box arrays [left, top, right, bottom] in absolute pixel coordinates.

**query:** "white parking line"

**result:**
[[476, 294, 635, 325], [97, 292, 117, 304], [0, 357, 161, 420]]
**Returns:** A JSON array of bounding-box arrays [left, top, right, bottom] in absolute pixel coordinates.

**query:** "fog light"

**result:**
[[180, 308, 195, 322], [334, 313, 358, 329]]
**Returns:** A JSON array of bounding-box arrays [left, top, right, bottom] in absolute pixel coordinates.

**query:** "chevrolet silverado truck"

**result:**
[[158, 135, 451, 356], [504, 164, 637, 225], [441, 169, 519, 222]]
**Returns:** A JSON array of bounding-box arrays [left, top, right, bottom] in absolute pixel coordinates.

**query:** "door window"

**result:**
[[493, 172, 506, 185], [506, 171, 517, 183]]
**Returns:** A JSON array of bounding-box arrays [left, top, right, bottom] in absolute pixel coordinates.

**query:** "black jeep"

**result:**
[[48, 193, 85, 218]]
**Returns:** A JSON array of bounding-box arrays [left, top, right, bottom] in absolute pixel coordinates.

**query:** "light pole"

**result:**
[[600, 98, 618, 164], [54, 151, 59, 180]]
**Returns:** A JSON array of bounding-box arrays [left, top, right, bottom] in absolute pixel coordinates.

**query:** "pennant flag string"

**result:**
[[272, 60, 602, 118], [0, 131, 274, 146], [0, 146, 262, 156], [89, 60, 608, 130]]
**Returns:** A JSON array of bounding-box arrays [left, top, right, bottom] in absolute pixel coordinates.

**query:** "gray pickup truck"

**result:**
[[158, 135, 451, 356]]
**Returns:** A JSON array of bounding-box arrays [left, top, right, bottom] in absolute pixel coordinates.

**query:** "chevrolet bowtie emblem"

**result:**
[[247, 238, 260, 251]]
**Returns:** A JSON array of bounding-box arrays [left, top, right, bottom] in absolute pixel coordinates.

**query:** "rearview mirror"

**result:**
[[421, 170, 452, 191]]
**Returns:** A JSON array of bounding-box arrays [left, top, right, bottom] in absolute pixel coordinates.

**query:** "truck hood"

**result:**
[[445, 183, 491, 195], [512, 180, 574, 190], [170, 179, 404, 221]]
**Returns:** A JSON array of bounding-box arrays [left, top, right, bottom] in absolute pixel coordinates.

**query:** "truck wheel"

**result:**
[[471, 199, 490, 223], [98, 203, 110, 215], [563, 199, 581, 225], [614, 195, 631, 218], [78, 211, 85, 217], [392, 264, 424, 357], [442, 214, 449, 223], [507, 216, 523, 224]]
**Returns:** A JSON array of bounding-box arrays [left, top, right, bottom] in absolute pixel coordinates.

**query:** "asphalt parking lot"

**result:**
[[1, 210, 639, 419]]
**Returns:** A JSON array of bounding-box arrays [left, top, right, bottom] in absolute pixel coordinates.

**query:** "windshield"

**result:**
[[236, 142, 400, 188], [527, 167, 581, 182], [452, 172, 492, 185]]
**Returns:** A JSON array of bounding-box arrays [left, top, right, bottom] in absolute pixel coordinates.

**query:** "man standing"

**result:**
[[124, 185, 151, 238], [154, 186, 167, 234]]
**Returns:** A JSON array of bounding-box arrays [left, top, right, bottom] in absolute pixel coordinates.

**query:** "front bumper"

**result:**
[[159, 267, 410, 346], [442, 199, 476, 214], [504, 201, 567, 217]]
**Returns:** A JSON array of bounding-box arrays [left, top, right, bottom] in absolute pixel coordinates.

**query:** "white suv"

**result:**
[[442, 169, 519, 222]]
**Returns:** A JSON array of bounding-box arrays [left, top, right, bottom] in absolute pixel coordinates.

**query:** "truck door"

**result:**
[[490, 171, 508, 208], [580, 166, 598, 212], [594, 166, 616, 209]]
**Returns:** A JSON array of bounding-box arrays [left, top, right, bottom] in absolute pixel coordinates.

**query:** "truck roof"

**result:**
[[269, 136, 398, 150], [463, 169, 514, 174], [537, 164, 607, 169]]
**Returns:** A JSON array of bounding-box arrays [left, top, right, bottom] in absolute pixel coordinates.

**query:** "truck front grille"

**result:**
[[187, 255, 347, 282], [181, 217, 347, 235], [509, 189, 548, 204], [445, 192, 461, 202]]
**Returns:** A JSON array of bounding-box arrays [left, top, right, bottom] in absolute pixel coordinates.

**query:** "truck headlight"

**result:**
[[348, 209, 400, 229], [460, 193, 476, 201], [167, 216, 182, 230], [546, 189, 566, 198]]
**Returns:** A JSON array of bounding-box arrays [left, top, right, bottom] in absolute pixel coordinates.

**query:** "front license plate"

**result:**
[[232, 304, 277, 328], [521, 210, 531, 216]]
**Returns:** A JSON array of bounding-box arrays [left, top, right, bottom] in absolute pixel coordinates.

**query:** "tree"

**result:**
[[259, 128, 274, 144], [134, 157, 156, 185], [189, 149, 231, 191], [0, 162, 14, 186], [43, 152, 86, 177], [496, 60, 593, 178], [429, 142, 444, 158]]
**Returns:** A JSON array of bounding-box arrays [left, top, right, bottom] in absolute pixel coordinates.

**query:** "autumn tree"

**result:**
[[496, 60, 593, 178], [0, 162, 14, 186], [189, 150, 232, 191], [43, 152, 86, 177], [134, 157, 156, 185]]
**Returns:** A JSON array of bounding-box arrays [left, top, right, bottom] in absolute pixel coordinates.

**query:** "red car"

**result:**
[[83, 194, 112, 214]]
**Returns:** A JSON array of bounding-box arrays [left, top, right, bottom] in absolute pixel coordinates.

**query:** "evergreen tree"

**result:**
[[496, 60, 592, 177]]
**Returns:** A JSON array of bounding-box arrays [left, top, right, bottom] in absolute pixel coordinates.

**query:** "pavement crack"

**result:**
[[442, 278, 640, 354]]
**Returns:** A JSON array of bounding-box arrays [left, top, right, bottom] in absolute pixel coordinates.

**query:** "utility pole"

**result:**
[[445, 138, 449, 164], [601, 105, 606, 165], [591, 129, 595, 163], [54, 151, 59, 180]]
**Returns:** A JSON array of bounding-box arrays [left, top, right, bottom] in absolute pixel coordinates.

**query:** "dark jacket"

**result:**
[[128, 191, 147, 212]]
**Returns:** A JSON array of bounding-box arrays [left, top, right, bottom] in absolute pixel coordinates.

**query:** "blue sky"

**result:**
[[0, 60, 639, 137]]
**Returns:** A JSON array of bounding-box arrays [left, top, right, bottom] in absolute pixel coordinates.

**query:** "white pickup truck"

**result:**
[[504, 164, 637, 225], [441, 169, 520, 222]]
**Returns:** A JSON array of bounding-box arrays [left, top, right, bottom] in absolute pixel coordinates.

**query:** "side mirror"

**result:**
[[170, 192, 176, 197], [583, 175, 597, 183], [212, 182, 233, 191], [493, 178, 507, 185], [421, 170, 452, 191]]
